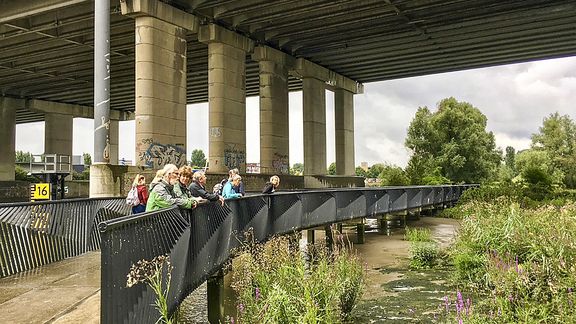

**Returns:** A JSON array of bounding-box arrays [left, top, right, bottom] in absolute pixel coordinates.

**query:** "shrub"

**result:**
[[409, 242, 439, 269], [449, 199, 576, 322], [230, 234, 365, 323], [404, 227, 432, 242]]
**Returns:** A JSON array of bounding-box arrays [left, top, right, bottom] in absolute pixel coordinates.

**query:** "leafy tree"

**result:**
[[355, 166, 367, 177], [15, 151, 32, 163], [290, 163, 304, 176], [189, 149, 207, 168], [366, 163, 385, 179], [327, 162, 336, 175], [83, 153, 92, 166], [514, 149, 563, 186], [378, 164, 410, 186], [531, 113, 576, 188], [405, 97, 501, 184], [421, 167, 451, 185], [504, 146, 516, 171]]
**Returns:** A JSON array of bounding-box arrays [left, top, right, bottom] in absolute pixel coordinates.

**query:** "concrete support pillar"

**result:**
[[44, 113, 73, 157], [334, 89, 355, 175], [303, 77, 326, 175], [200, 24, 254, 174], [0, 98, 17, 181], [207, 271, 224, 324], [252, 46, 291, 175], [133, 16, 187, 168], [109, 119, 119, 165]]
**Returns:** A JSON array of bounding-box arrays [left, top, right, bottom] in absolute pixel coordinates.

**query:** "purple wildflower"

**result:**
[[230, 317, 235, 324], [255, 287, 261, 300], [444, 296, 450, 312], [238, 303, 245, 313]]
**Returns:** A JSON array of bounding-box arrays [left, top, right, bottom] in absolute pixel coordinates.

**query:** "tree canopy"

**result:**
[[327, 162, 336, 175], [189, 149, 207, 168], [530, 112, 576, 188], [405, 97, 501, 184]]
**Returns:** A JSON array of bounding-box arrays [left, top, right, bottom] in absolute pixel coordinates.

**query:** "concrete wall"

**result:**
[[0, 181, 29, 203]]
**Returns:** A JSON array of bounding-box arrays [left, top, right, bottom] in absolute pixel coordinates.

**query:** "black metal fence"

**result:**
[[99, 185, 475, 323], [0, 198, 130, 277]]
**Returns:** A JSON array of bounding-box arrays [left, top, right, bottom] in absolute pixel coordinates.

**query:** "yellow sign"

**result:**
[[30, 183, 50, 200]]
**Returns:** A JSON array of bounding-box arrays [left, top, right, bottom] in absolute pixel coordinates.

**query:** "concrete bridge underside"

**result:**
[[0, 0, 575, 191]]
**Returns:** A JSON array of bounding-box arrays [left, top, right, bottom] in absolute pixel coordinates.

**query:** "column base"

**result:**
[[89, 164, 129, 198]]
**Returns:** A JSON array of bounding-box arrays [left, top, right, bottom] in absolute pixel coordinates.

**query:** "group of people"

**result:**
[[128, 164, 281, 214]]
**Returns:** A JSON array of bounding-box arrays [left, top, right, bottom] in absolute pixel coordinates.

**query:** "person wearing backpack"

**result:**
[[127, 174, 148, 214]]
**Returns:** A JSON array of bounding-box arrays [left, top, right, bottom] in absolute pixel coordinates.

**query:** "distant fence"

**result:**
[[99, 185, 476, 323], [0, 198, 130, 277]]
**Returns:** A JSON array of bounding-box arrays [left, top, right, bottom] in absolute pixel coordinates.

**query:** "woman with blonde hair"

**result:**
[[149, 169, 165, 191], [262, 175, 280, 194]]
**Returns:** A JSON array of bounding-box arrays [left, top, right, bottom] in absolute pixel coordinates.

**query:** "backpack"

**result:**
[[126, 186, 140, 206]]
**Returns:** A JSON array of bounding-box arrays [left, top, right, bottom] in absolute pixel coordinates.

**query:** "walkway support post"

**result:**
[[207, 270, 225, 324], [356, 219, 365, 244]]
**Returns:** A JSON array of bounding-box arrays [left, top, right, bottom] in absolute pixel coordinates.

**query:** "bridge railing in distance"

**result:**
[[0, 198, 130, 278], [99, 184, 477, 324]]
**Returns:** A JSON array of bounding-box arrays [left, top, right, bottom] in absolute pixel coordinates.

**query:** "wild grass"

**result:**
[[446, 199, 576, 323], [229, 233, 365, 323]]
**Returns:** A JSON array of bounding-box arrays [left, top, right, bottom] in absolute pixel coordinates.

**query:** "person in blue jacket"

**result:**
[[222, 174, 243, 199]]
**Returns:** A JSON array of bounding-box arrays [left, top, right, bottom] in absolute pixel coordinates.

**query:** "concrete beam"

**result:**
[[27, 99, 133, 121], [121, 0, 199, 32], [0, 0, 88, 24], [199, 24, 254, 53], [293, 58, 363, 94], [251, 46, 295, 67]]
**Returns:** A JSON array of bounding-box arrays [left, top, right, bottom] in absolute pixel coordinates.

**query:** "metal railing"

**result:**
[[99, 184, 476, 323], [0, 198, 130, 277]]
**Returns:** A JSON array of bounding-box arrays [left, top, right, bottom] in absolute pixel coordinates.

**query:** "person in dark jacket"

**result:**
[[262, 175, 280, 194], [189, 171, 224, 206]]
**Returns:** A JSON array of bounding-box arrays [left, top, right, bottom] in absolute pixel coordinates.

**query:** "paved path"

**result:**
[[0, 252, 101, 324]]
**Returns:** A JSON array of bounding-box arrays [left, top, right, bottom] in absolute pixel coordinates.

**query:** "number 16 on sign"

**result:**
[[30, 183, 50, 201]]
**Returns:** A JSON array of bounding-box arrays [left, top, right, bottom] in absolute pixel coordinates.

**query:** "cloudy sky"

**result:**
[[15, 56, 576, 168]]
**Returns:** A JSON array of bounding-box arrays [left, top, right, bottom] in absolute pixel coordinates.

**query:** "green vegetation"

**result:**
[[404, 227, 432, 242], [405, 97, 501, 184], [230, 234, 365, 323], [126, 255, 176, 324], [290, 163, 304, 176], [328, 162, 337, 175], [405, 227, 441, 270], [441, 185, 576, 323], [189, 149, 207, 168]]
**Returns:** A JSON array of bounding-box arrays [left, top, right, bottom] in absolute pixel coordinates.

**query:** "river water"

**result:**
[[178, 215, 460, 323]]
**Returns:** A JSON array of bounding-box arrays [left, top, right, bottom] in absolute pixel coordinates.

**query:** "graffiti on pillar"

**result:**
[[103, 135, 110, 161], [209, 127, 222, 138], [224, 145, 246, 170], [137, 138, 186, 169], [272, 153, 289, 174]]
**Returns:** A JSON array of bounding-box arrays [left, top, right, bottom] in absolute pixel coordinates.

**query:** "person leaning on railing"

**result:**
[[222, 174, 243, 199], [262, 175, 280, 194], [189, 170, 225, 206], [146, 164, 198, 212]]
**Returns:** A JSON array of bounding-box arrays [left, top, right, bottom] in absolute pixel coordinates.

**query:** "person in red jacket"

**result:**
[[132, 174, 149, 214]]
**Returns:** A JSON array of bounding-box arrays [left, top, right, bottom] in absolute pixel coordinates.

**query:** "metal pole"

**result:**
[[94, 0, 111, 164]]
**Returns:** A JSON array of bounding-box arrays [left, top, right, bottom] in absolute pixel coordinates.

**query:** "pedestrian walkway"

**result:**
[[0, 252, 100, 323]]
